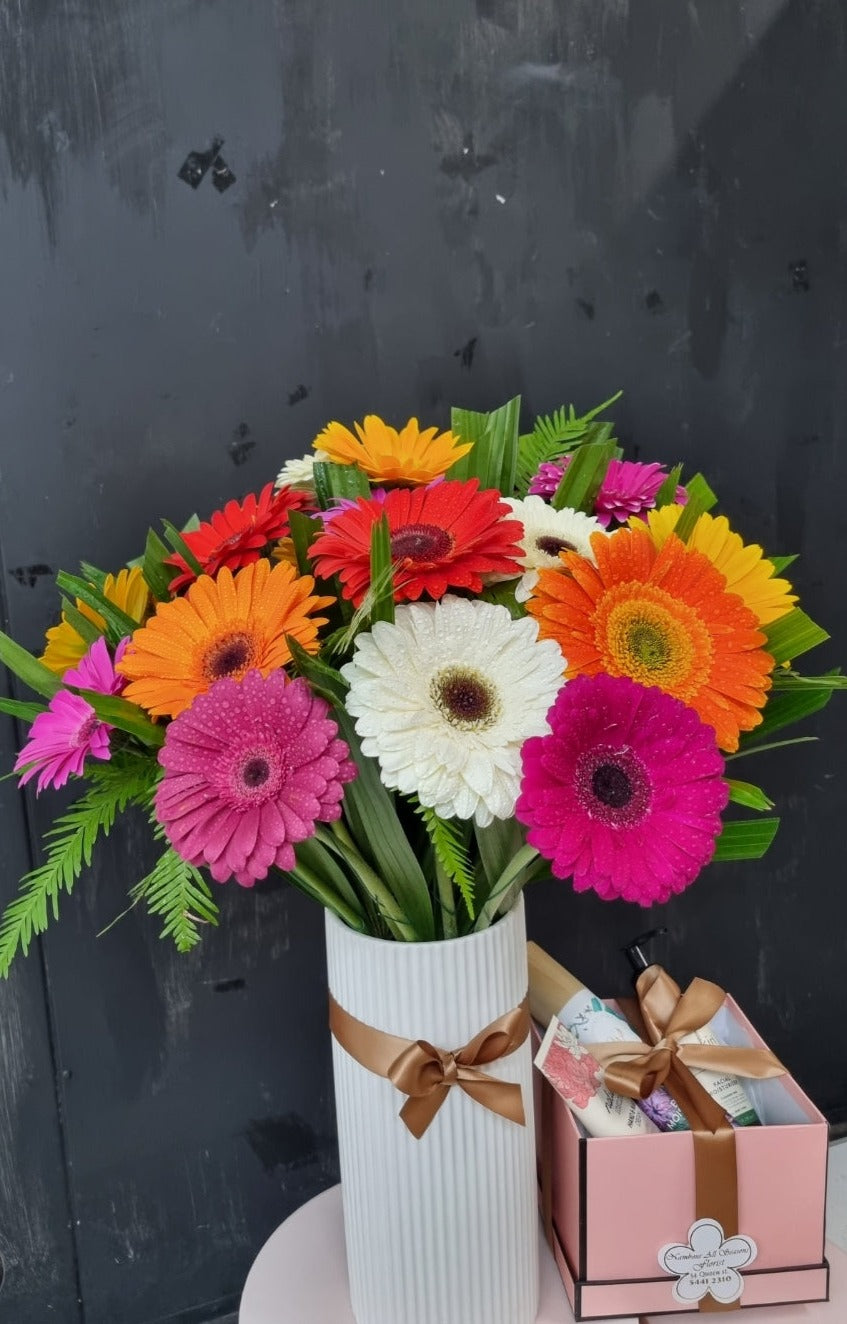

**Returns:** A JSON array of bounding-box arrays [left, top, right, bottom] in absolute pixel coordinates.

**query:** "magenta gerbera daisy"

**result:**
[[515, 673, 728, 905], [155, 670, 356, 887], [529, 457, 686, 527], [63, 635, 129, 695], [15, 692, 114, 793]]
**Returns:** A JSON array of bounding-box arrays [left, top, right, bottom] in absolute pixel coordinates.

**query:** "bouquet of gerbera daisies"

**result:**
[[0, 394, 842, 968]]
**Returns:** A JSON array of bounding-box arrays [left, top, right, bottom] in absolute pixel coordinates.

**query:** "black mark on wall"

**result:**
[[9, 564, 53, 588], [288, 384, 310, 406], [178, 136, 235, 193], [454, 336, 478, 369], [229, 423, 255, 466], [788, 259, 810, 292]]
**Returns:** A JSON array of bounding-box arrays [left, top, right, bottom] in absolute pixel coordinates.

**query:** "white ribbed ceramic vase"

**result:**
[[325, 893, 539, 1324]]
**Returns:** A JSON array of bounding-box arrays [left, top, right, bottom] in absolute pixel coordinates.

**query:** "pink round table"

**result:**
[[238, 1183, 606, 1323], [239, 1183, 847, 1324]]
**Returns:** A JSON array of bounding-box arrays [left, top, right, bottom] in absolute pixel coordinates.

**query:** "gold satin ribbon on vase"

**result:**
[[587, 968, 786, 1314], [329, 993, 531, 1139]]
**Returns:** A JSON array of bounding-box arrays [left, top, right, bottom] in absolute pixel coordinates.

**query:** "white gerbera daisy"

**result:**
[[504, 495, 607, 602], [341, 595, 565, 826], [274, 449, 331, 492]]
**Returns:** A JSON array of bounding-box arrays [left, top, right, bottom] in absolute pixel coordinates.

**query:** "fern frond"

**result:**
[[131, 844, 219, 954], [515, 391, 622, 496], [0, 753, 159, 977], [415, 804, 476, 920]]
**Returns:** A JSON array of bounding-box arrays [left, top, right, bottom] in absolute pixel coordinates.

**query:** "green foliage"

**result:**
[[712, 818, 779, 861], [655, 464, 684, 508], [550, 438, 617, 512], [416, 804, 476, 921], [160, 521, 203, 577], [73, 689, 165, 748], [55, 572, 138, 645], [368, 514, 395, 625], [449, 397, 521, 493], [0, 754, 159, 976], [764, 610, 830, 665], [479, 580, 523, 619], [130, 841, 219, 953], [313, 461, 370, 510], [514, 392, 622, 497], [141, 527, 175, 600], [0, 631, 62, 699], [673, 473, 718, 541], [288, 509, 323, 577], [726, 779, 774, 812], [59, 597, 102, 647], [0, 697, 45, 722], [769, 554, 798, 575]]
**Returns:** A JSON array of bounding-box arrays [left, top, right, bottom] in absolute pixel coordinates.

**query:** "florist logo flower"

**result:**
[[659, 1218, 757, 1306]]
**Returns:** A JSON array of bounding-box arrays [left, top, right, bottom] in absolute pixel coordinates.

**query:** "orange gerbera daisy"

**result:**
[[116, 560, 334, 718], [633, 506, 797, 626], [41, 566, 150, 674], [314, 415, 472, 484], [527, 526, 775, 752], [166, 483, 314, 592]]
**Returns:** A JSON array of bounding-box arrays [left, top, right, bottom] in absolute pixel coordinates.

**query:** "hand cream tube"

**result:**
[[527, 941, 690, 1133], [623, 933, 761, 1127], [535, 1016, 659, 1137]]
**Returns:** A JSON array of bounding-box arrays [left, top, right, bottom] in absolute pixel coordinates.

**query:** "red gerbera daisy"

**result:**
[[166, 483, 314, 592], [308, 479, 524, 605]]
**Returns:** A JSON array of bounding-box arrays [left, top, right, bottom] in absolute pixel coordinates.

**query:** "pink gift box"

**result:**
[[533, 995, 829, 1319]]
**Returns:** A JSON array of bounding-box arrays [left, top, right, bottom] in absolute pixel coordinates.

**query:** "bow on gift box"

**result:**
[[586, 966, 786, 1314], [329, 993, 531, 1139]]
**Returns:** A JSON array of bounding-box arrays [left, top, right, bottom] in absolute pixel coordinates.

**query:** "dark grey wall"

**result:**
[[0, 2, 845, 1320]]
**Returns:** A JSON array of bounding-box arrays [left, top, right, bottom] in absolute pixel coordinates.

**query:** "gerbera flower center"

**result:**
[[202, 631, 258, 682], [430, 665, 501, 730], [226, 744, 285, 806], [598, 586, 711, 699], [74, 714, 101, 747], [242, 756, 271, 788], [535, 535, 577, 558], [574, 744, 652, 827], [591, 762, 633, 809], [391, 522, 454, 563]]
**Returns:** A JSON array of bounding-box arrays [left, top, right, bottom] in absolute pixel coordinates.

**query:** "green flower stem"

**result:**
[[328, 820, 418, 941], [285, 862, 367, 933], [435, 858, 457, 940], [473, 844, 540, 932]]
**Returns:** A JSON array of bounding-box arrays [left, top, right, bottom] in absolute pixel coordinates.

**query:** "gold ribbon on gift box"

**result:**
[[584, 967, 786, 1315], [329, 992, 531, 1139]]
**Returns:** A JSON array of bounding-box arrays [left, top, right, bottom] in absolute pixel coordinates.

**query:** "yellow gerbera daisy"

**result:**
[[41, 567, 150, 674], [116, 559, 334, 718], [632, 506, 797, 626], [314, 415, 472, 484]]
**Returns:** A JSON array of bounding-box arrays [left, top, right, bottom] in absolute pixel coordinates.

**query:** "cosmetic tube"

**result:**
[[527, 942, 689, 1133], [535, 1016, 659, 1137]]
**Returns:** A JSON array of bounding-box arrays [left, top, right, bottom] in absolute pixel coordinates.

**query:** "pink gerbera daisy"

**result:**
[[529, 457, 686, 527], [14, 636, 128, 794], [155, 670, 356, 887], [515, 673, 728, 905], [63, 635, 129, 694], [15, 692, 114, 793]]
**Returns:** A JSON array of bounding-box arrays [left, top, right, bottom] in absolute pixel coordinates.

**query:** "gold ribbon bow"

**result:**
[[586, 967, 786, 1315], [591, 970, 785, 1105], [329, 993, 530, 1139]]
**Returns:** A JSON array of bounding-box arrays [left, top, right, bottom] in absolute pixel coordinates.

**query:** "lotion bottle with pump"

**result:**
[[623, 929, 761, 1128]]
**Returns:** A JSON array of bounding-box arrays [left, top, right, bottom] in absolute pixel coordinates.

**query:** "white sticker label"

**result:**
[[659, 1218, 758, 1305]]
